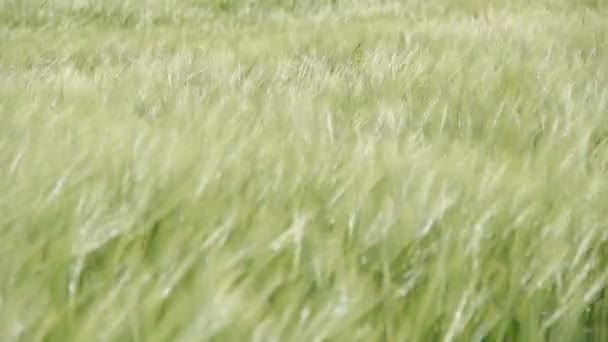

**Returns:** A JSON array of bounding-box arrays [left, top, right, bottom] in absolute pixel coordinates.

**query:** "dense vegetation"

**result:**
[[1, 0, 607, 340]]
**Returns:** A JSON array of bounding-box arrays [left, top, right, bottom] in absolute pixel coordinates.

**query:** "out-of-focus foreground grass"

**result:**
[[1, 0, 607, 340]]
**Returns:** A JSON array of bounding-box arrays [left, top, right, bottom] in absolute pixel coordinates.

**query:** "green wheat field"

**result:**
[[1, 0, 607, 341]]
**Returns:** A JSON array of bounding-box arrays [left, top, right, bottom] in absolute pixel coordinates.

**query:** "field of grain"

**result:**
[[1, 1, 607, 340]]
